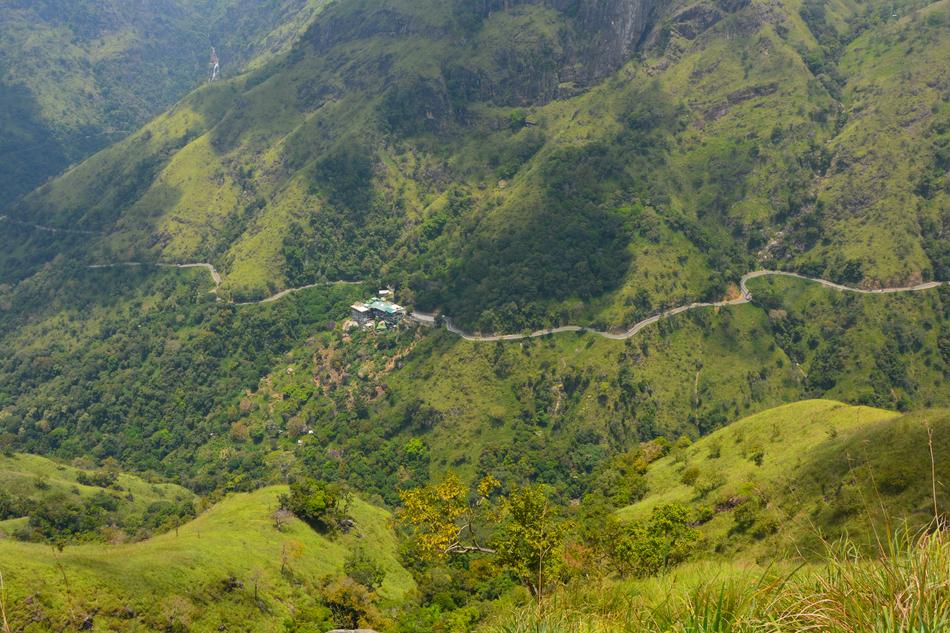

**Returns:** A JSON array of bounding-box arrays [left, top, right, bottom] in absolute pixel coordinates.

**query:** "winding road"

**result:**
[[0, 215, 100, 235], [437, 271, 944, 342], [80, 262, 947, 342], [86, 261, 361, 304], [13, 214, 942, 340]]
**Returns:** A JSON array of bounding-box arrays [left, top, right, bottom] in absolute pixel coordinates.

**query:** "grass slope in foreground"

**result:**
[[485, 528, 950, 633], [485, 400, 949, 633], [0, 486, 414, 632]]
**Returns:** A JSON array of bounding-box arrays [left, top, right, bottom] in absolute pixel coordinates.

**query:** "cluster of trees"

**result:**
[[0, 266, 360, 493], [7, 490, 195, 544], [395, 472, 700, 609], [278, 477, 350, 533]]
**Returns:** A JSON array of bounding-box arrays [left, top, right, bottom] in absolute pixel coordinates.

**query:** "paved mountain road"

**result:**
[[84, 262, 947, 342], [440, 270, 945, 342]]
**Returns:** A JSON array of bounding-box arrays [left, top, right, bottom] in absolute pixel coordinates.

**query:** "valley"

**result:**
[[0, 0, 947, 631]]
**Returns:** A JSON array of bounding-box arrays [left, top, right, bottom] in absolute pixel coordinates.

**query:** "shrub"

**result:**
[[344, 547, 386, 591], [321, 576, 384, 630], [76, 470, 120, 489], [279, 478, 348, 533], [681, 466, 701, 487]]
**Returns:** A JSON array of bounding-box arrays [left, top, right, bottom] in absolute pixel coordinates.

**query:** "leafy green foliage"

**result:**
[[344, 547, 387, 591], [493, 486, 568, 597], [279, 477, 349, 533]]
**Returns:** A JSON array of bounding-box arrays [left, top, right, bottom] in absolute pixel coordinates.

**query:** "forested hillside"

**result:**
[[0, 1, 948, 630], [1, 402, 945, 631], [3, 0, 946, 332], [0, 0, 328, 207]]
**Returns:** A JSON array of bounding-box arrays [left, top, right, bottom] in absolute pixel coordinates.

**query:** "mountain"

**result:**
[[0, 264, 944, 500], [0, 1, 948, 630], [3, 0, 947, 332], [0, 0, 329, 208]]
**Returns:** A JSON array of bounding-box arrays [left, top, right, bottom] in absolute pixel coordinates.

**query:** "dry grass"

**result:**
[[489, 526, 950, 633]]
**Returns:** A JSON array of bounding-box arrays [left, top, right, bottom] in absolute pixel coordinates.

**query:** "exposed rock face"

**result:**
[[561, 0, 661, 78], [299, 0, 764, 115]]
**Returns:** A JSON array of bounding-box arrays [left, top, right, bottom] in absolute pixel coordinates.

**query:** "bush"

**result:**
[[606, 503, 700, 578], [344, 547, 386, 591], [279, 478, 348, 533], [321, 576, 385, 630], [76, 470, 120, 489], [681, 466, 701, 487]]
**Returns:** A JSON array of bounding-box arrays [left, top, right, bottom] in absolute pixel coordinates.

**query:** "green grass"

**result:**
[[0, 453, 193, 539], [617, 400, 949, 557], [0, 486, 414, 632]]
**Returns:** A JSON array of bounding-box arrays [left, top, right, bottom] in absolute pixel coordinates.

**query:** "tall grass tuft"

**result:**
[[767, 525, 949, 633], [487, 526, 950, 633]]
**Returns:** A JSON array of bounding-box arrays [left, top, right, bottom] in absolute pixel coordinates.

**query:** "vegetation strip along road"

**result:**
[[85, 261, 946, 341]]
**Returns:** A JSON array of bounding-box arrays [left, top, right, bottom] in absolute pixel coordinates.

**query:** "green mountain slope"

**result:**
[[1, 403, 943, 633], [617, 400, 949, 556], [0, 485, 414, 632], [0, 0, 329, 208], [0, 452, 194, 541], [1, 263, 944, 500], [3, 0, 946, 331]]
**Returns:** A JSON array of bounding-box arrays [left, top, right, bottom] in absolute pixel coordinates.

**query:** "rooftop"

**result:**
[[366, 299, 405, 315]]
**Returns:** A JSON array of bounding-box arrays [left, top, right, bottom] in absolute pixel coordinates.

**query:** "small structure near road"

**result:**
[[409, 311, 438, 327], [350, 303, 372, 324], [351, 291, 407, 327]]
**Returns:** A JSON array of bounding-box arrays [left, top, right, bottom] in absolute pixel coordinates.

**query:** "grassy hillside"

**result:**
[[476, 400, 950, 632], [4, 0, 947, 331], [617, 400, 949, 557], [0, 263, 945, 502], [0, 486, 414, 632], [0, 453, 194, 541], [0, 0, 328, 208], [4, 404, 942, 632], [482, 529, 950, 632]]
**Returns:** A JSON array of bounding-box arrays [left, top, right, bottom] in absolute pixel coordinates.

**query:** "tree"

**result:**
[[493, 486, 568, 600], [272, 508, 293, 531], [397, 475, 570, 600], [279, 478, 347, 533], [321, 576, 384, 630], [281, 539, 304, 574], [397, 473, 499, 560], [605, 503, 700, 578]]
